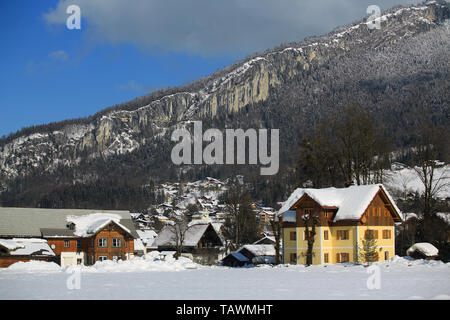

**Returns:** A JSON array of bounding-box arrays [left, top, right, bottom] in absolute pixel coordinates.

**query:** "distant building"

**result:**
[[152, 222, 224, 265], [221, 244, 275, 267], [0, 238, 56, 268], [406, 242, 439, 260]]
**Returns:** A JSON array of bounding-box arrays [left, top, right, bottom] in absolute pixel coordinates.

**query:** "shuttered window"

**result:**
[[337, 253, 349, 263], [304, 230, 313, 240], [290, 231, 296, 241], [365, 229, 378, 239], [337, 230, 349, 240], [383, 230, 391, 239], [324, 253, 329, 263], [324, 230, 329, 240]]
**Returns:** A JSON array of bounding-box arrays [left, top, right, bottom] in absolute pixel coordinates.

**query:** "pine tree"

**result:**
[[359, 231, 378, 266]]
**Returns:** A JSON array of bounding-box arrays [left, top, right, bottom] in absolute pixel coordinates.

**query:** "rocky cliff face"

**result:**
[[0, 1, 449, 190]]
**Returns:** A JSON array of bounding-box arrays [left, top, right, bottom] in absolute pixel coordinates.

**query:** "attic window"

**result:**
[[67, 223, 75, 230]]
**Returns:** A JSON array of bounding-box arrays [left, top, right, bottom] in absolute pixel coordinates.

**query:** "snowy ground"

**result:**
[[0, 254, 449, 300]]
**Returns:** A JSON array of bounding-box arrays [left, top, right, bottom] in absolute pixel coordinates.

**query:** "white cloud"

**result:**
[[43, 0, 418, 56], [48, 50, 69, 61]]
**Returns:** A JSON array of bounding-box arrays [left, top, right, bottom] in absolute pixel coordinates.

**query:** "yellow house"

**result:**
[[280, 184, 403, 265]]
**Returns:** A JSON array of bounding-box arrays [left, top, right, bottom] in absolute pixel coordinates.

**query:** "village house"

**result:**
[[221, 244, 276, 267], [279, 184, 403, 265], [151, 222, 224, 265], [0, 208, 139, 268]]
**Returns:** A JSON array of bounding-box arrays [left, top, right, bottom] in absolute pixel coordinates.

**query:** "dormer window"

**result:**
[[66, 222, 75, 230]]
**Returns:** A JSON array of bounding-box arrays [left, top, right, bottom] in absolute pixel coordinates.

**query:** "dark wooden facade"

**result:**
[[45, 221, 135, 265], [0, 256, 55, 268]]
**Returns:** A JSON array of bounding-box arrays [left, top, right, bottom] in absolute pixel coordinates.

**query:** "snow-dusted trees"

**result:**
[[298, 103, 390, 188], [223, 180, 260, 247], [270, 214, 283, 265], [168, 217, 191, 260], [302, 210, 320, 266]]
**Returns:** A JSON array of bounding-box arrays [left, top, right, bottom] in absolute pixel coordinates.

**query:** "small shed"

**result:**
[[0, 238, 56, 268], [221, 244, 276, 267], [406, 242, 439, 260]]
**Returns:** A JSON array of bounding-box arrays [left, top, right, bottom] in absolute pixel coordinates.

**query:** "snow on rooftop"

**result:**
[[241, 244, 275, 257], [134, 238, 146, 251], [279, 184, 402, 222], [436, 212, 450, 225], [407, 243, 439, 257], [136, 229, 158, 247], [153, 223, 218, 248], [67, 213, 131, 237], [0, 238, 55, 256]]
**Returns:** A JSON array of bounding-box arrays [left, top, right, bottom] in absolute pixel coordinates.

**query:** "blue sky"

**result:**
[[0, 0, 417, 137]]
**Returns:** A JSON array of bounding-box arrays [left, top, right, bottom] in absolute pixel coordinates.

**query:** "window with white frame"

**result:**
[[98, 238, 108, 248], [112, 238, 122, 248], [98, 256, 108, 262]]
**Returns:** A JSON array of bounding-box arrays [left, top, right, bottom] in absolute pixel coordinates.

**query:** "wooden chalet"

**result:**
[[0, 208, 139, 268], [279, 184, 403, 265]]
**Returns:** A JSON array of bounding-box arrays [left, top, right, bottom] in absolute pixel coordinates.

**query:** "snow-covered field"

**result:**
[[0, 253, 449, 300]]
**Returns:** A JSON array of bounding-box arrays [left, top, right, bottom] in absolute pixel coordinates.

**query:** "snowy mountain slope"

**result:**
[[0, 1, 449, 203]]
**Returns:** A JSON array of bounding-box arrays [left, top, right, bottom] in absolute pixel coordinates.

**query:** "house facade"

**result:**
[[0, 208, 138, 268], [280, 184, 403, 265]]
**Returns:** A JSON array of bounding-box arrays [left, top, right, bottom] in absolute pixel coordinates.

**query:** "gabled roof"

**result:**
[[279, 184, 402, 222], [407, 242, 439, 257], [136, 229, 158, 247], [152, 223, 223, 248], [66, 213, 134, 237], [240, 244, 275, 257]]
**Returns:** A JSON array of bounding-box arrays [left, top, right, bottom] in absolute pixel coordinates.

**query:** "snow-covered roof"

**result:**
[[436, 212, 450, 225], [136, 229, 158, 247], [240, 244, 275, 257], [252, 235, 276, 245], [134, 238, 146, 251], [152, 223, 222, 248], [404, 212, 420, 221], [279, 184, 402, 222], [407, 242, 439, 257], [0, 238, 55, 256], [67, 213, 132, 237]]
